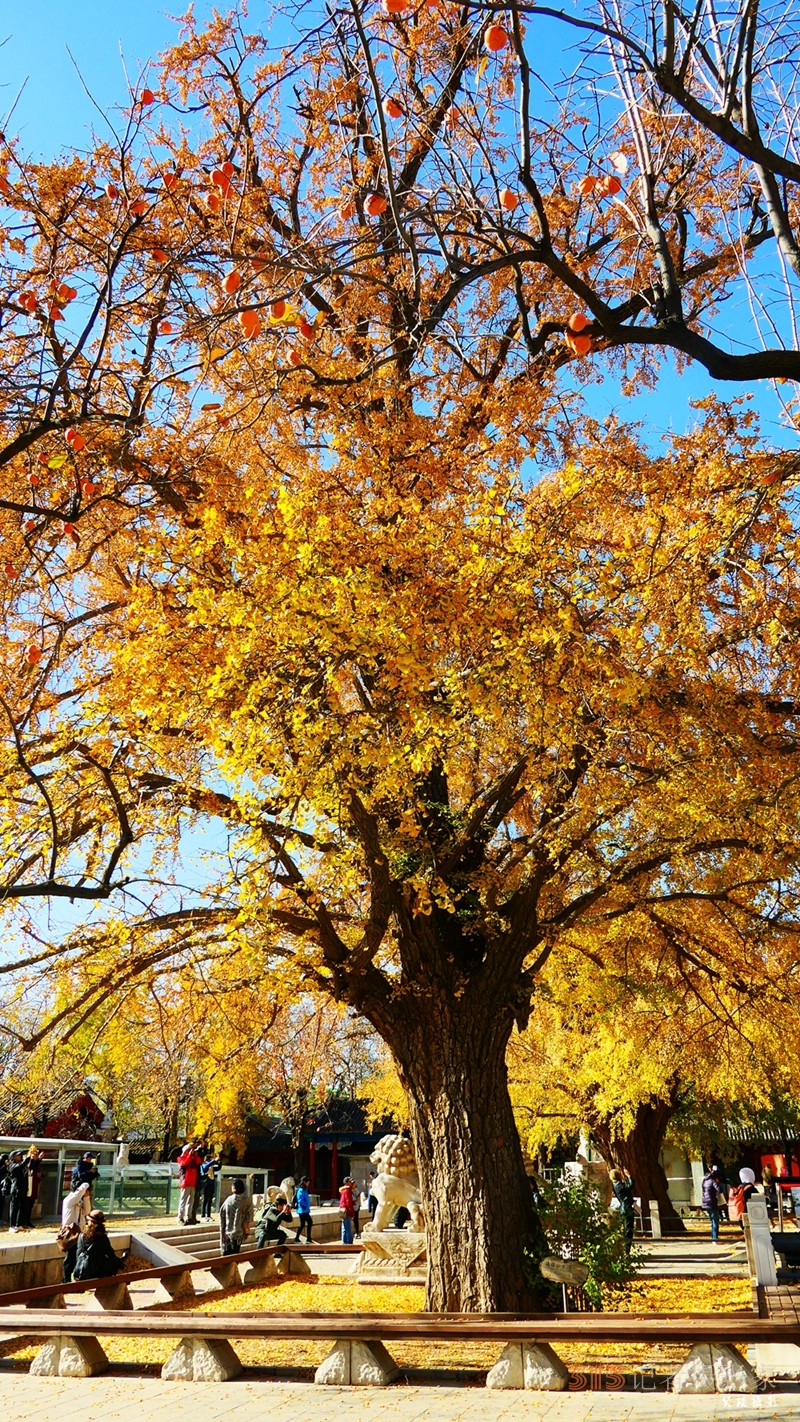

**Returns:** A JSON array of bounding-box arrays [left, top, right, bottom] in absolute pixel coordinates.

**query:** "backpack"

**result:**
[[728, 1185, 747, 1220]]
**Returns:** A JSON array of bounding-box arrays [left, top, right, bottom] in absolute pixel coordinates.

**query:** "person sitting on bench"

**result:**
[[73, 1209, 127, 1280]]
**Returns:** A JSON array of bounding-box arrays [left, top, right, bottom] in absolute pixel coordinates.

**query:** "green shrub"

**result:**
[[536, 1175, 642, 1308]]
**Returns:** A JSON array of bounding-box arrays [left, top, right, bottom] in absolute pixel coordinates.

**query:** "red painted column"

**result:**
[[331, 1140, 339, 1193], [308, 1141, 316, 1193]]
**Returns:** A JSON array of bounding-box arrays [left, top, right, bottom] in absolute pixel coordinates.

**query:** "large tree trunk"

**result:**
[[385, 985, 548, 1312], [593, 1099, 686, 1236]]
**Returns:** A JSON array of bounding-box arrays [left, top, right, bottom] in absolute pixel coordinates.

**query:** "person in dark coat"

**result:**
[[0, 1154, 9, 1228], [73, 1210, 127, 1281], [199, 1153, 220, 1221], [609, 1168, 636, 1252], [71, 1152, 99, 1194], [8, 1152, 27, 1232], [20, 1147, 43, 1229], [701, 1166, 724, 1242]]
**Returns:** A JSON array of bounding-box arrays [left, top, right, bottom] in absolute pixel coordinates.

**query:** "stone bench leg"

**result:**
[[30, 1335, 108, 1378], [85, 1280, 134, 1310], [25, 1293, 66, 1310], [148, 1270, 196, 1304], [487, 1342, 569, 1391], [206, 1262, 242, 1292], [277, 1249, 311, 1277], [315, 1339, 400, 1386], [672, 1343, 759, 1394], [242, 1253, 279, 1286], [162, 1337, 242, 1382]]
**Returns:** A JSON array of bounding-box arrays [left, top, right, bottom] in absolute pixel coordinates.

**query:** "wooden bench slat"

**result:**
[[4, 1308, 800, 1344]]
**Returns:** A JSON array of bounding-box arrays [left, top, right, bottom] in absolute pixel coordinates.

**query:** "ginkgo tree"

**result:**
[[1, 1, 800, 1311], [509, 911, 800, 1233]]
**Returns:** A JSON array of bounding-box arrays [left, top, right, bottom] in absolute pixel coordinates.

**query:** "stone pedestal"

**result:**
[[30, 1335, 108, 1378], [315, 1339, 400, 1386], [276, 1248, 312, 1276], [242, 1252, 280, 1286], [206, 1261, 241, 1292], [486, 1341, 569, 1391], [355, 1229, 427, 1285], [149, 1269, 196, 1304], [84, 1280, 133, 1310], [162, 1336, 242, 1382], [672, 1342, 759, 1393], [746, 1196, 778, 1286]]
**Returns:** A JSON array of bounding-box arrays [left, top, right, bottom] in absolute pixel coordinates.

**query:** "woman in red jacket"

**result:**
[[176, 1141, 203, 1225], [339, 1176, 357, 1245]]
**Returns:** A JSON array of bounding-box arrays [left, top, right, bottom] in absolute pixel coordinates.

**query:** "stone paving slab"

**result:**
[[1, 1374, 799, 1419]]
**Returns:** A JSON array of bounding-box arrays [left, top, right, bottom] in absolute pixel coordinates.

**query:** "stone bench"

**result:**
[[5, 1306, 798, 1391]]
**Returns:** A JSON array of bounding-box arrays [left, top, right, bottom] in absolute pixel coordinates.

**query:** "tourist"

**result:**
[[58, 1181, 91, 1282], [20, 1146, 43, 1230], [71, 1152, 99, 1195], [7, 1151, 26, 1233], [294, 1175, 313, 1243], [728, 1167, 758, 1230], [762, 1163, 778, 1219], [73, 1210, 127, 1281], [176, 1139, 203, 1225], [609, 1168, 636, 1252], [256, 1192, 293, 1248], [199, 1151, 220, 1220], [701, 1165, 724, 1243], [367, 1170, 379, 1220], [0, 1154, 8, 1229], [219, 1178, 253, 1254], [339, 1176, 357, 1245]]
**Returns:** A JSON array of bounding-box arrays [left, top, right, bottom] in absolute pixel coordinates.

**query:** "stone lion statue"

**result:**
[[366, 1133, 424, 1232], [266, 1175, 296, 1206]]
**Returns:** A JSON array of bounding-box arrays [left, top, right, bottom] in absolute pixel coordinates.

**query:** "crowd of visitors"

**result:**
[[0, 1147, 44, 1232], [701, 1162, 779, 1240]]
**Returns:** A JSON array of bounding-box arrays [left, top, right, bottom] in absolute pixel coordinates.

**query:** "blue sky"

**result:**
[[1, 2, 213, 152]]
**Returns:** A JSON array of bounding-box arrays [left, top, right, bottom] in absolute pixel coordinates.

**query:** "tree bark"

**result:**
[[384, 983, 548, 1312], [593, 1099, 686, 1235]]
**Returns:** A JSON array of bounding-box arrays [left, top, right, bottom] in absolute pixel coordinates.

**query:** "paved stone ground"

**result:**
[[1, 1373, 799, 1419], [640, 1238, 747, 1277]]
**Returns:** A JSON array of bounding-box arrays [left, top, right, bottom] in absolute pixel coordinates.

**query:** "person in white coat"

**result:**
[[59, 1181, 91, 1282]]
